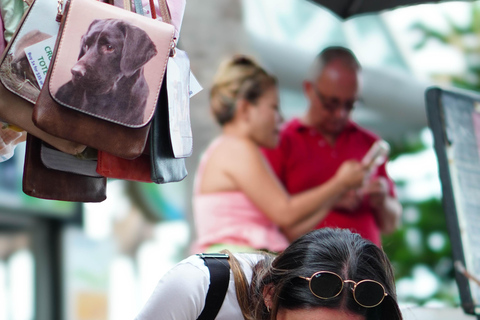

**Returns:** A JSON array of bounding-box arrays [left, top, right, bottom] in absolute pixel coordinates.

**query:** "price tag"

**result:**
[[24, 37, 56, 88]]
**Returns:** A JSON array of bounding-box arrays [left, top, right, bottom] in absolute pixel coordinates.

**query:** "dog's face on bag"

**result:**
[[71, 19, 157, 95]]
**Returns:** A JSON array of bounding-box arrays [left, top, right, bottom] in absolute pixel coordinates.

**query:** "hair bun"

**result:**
[[231, 55, 257, 67], [210, 55, 276, 126]]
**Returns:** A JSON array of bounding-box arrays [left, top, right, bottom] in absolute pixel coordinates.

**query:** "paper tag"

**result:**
[[24, 37, 56, 89], [167, 49, 193, 158], [189, 71, 202, 98]]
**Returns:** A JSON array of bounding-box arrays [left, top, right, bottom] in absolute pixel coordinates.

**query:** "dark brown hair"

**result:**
[[227, 228, 402, 320]]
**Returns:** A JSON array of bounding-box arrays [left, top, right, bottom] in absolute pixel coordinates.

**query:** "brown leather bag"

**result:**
[[32, 0, 175, 159], [22, 134, 107, 202], [0, 82, 86, 155], [0, 0, 86, 156]]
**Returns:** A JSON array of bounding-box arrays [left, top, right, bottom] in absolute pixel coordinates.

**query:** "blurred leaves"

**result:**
[[388, 135, 426, 161], [382, 135, 455, 304], [382, 2, 480, 305], [383, 199, 451, 279], [411, 3, 480, 91], [382, 196, 455, 304]]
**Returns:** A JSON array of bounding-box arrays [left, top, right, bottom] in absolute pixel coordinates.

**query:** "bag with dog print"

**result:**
[[32, 0, 175, 159], [94, 2, 188, 183], [0, 0, 86, 155], [95, 73, 188, 184]]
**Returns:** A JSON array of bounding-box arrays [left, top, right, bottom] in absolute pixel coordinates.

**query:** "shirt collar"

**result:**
[[292, 118, 357, 134]]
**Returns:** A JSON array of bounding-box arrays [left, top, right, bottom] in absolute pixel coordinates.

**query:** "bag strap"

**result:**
[[123, 0, 132, 12], [132, 0, 144, 15], [146, 0, 175, 56], [197, 253, 230, 320], [157, 0, 171, 24], [56, 0, 169, 22], [146, 0, 170, 23]]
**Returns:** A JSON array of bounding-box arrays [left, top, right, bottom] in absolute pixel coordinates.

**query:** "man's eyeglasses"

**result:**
[[313, 87, 357, 113], [299, 271, 387, 308]]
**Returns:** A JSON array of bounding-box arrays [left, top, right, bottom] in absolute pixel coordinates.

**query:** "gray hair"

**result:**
[[308, 46, 361, 81]]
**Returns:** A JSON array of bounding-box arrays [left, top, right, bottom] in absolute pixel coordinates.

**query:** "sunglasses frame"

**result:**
[[312, 86, 358, 113], [299, 271, 388, 308]]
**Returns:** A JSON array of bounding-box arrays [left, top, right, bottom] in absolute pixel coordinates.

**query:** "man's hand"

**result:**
[[329, 160, 367, 212], [333, 160, 366, 189], [361, 176, 402, 234], [361, 176, 388, 209], [333, 189, 362, 212]]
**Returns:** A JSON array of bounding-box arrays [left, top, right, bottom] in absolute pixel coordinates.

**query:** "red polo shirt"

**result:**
[[262, 118, 396, 245]]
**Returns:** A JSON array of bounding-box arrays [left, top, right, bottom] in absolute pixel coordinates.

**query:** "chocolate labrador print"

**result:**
[[55, 19, 157, 124]]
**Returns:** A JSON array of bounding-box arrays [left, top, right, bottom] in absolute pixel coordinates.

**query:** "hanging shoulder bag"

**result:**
[[0, 0, 86, 155], [32, 0, 175, 159]]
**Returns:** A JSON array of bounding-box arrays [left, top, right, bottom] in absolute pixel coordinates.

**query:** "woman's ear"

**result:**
[[235, 98, 252, 122], [263, 284, 275, 310]]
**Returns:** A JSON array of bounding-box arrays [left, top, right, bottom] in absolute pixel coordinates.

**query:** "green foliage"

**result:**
[[388, 136, 426, 161], [383, 3, 480, 305], [383, 199, 451, 276], [382, 196, 456, 304], [381, 128, 459, 305], [411, 3, 480, 90]]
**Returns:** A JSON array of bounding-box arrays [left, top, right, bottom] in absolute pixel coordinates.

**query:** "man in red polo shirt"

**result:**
[[263, 46, 402, 246]]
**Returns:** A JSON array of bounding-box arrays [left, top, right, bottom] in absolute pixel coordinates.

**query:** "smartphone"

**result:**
[[362, 140, 390, 170]]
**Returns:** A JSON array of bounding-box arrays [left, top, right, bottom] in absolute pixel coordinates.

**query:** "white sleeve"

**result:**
[[135, 259, 209, 320]]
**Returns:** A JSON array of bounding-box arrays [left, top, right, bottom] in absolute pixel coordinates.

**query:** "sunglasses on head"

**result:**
[[299, 271, 387, 308]]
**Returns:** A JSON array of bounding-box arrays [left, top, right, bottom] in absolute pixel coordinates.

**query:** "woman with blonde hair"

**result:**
[[191, 55, 367, 253]]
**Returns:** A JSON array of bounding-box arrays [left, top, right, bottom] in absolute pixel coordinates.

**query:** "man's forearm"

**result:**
[[373, 196, 402, 234]]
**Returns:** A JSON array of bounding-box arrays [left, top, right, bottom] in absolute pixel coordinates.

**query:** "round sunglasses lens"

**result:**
[[310, 272, 343, 299], [354, 281, 385, 307]]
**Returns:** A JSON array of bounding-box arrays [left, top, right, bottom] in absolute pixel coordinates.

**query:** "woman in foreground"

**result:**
[[135, 228, 403, 320]]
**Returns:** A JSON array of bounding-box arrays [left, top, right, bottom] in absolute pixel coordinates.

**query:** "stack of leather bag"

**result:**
[[0, 0, 192, 202]]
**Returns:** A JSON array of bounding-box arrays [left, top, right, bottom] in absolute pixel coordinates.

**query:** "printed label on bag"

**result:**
[[24, 37, 56, 89]]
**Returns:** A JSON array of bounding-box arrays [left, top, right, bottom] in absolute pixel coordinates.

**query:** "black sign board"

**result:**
[[426, 86, 480, 318]]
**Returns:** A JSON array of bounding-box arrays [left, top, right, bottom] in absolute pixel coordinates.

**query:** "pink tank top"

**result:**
[[191, 137, 289, 253]]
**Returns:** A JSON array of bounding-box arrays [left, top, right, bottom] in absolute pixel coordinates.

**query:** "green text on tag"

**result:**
[[24, 37, 56, 89]]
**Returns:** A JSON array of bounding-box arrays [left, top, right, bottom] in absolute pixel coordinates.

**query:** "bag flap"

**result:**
[[0, 0, 61, 103], [48, 0, 175, 128], [40, 143, 102, 177], [23, 134, 107, 202]]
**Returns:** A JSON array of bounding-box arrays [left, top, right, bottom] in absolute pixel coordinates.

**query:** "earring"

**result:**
[[267, 306, 271, 313]]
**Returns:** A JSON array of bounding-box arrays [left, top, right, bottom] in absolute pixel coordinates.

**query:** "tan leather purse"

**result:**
[[0, 0, 86, 155]]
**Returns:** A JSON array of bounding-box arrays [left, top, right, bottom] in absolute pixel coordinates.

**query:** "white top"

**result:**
[[135, 253, 264, 320]]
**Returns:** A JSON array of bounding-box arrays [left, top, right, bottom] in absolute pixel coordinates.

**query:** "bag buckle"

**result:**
[[56, 0, 64, 22], [197, 253, 229, 259]]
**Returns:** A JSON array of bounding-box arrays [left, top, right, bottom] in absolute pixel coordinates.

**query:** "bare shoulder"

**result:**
[[209, 137, 263, 178], [216, 136, 260, 160]]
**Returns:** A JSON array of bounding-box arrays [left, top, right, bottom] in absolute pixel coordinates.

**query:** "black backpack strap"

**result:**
[[196, 253, 230, 320]]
